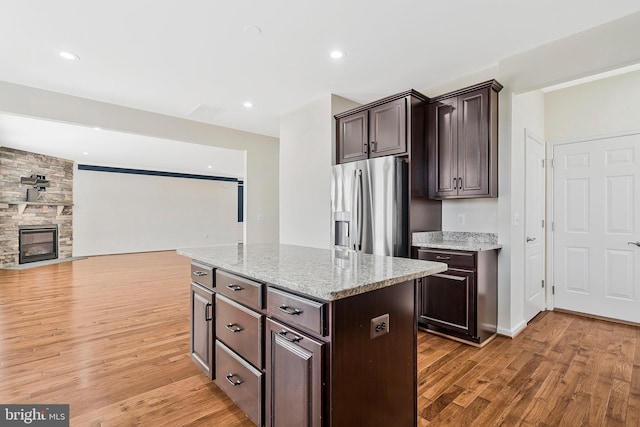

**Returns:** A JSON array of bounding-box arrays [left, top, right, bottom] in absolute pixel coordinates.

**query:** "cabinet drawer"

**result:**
[[215, 341, 263, 427], [216, 294, 263, 369], [267, 287, 326, 336], [416, 249, 476, 269], [216, 270, 263, 310], [191, 262, 214, 290]]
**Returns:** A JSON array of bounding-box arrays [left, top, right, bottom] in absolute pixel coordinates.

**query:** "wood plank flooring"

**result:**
[[1, 251, 638, 426]]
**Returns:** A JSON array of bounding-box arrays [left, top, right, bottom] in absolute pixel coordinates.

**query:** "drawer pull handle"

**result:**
[[278, 330, 302, 343], [435, 256, 451, 260], [628, 241, 640, 247], [205, 302, 213, 322], [279, 305, 303, 316], [225, 373, 243, 386], [193, 270, 208, 277], [226, 284, 244, 291], [225, 323, 244, 333]]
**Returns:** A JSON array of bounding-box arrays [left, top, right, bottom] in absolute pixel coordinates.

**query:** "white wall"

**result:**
[[74, 169, 239, 256], [545, 70, 640, 142], [0, 81, 279, 245], [508, 90, 545, 334], [279, 94, 360, 249]]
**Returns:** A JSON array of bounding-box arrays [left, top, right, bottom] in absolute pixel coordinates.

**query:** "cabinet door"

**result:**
[[419, 269, 476, 337], [265, 318, 324, 427], [337, 111, 368, 164], [190, 283, 214, 379], [457, 87, 490, 197], [428, 97, 458, 198], [369, 97, 407, 158]]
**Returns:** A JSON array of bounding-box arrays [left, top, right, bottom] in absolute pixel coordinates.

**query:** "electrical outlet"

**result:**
[[370, 313, 389, 339]]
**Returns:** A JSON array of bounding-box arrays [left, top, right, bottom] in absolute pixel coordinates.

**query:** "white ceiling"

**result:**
[[1, 1, 640, 170], [0, 114, 245, 178]]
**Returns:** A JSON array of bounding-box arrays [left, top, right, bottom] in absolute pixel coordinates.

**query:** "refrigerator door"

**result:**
[[331, 161, 360, 251], [331, 157, 408, 257], [360, 156, 408, 257]]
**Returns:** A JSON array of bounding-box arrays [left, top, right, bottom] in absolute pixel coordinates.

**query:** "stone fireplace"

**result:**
[[0, 147, 73, 268]]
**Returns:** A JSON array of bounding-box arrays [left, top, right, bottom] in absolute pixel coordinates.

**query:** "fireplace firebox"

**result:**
[[19, 226, 58, 264]]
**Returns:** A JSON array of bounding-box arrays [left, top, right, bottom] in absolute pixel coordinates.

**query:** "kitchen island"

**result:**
[[179, 244, 447, 427]]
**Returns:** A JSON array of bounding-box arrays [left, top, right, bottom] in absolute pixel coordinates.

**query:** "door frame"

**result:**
[[547, 129, 640, 312], [524, 128, 547, 320]]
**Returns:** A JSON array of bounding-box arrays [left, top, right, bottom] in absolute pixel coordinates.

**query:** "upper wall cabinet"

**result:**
[[427, 80, 503, 199], [335, 90, 426, 165]]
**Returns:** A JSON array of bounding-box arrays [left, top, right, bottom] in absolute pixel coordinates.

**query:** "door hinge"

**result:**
[[542, 279, 545, 288], [541, 159, 545, 168], [551, 159, 555, 168], [552, 286, 555, 295], [552, 222, 555, 231], [542, 219, 545, 228]]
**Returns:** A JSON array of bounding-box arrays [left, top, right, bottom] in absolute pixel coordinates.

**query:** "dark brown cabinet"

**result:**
[[335, 90, 424, 165], [212, 270, 265, 425], [336, 110, 368, 162], [265, 318, 324, 427], [415, 247, 497, 346], [428, 80, 502, 199], [190, 281, 215, 379], [188, 260, 419, 427]]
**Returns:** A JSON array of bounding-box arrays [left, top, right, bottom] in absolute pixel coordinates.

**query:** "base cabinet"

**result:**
[[189, 263, 418, 427], [415, 248, 497, 345], [265, 319, 324, 427], [190, 282, 215, 379], [215, 341, 264, 426]]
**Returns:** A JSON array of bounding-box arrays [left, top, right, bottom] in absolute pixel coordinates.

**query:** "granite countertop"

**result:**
[[177, 244, 447, 301], [412, 231, 502, 251]]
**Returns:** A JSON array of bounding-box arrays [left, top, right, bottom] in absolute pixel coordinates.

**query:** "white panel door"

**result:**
[[525, 130, 546, 322], [553, 133, 640, 323]]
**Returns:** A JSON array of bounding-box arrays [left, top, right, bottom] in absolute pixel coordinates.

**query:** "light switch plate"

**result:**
[[370, 313, 389, 339]]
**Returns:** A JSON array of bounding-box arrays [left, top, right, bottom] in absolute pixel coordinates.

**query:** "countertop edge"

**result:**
[[413, 242, 503, 252], [177, 246, 448, 301]]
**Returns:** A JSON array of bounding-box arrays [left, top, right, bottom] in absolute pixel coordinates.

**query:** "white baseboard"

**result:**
[[497, 320, 527, 338]]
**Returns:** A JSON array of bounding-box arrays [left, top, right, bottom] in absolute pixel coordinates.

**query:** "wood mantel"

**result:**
[[0, 200, 74, 215]]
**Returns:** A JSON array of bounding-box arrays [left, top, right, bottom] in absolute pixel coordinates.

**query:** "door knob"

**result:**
[[628, 241, 640, 247], [526, 237, 536, 243]]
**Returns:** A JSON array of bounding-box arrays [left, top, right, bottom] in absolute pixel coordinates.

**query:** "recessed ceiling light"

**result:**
[[93, 127, 102, 131], [243, 101, 254, 108], [244, 25, 262, 36], [330, 50, 345, 59], [82, 152, 89, 156], [207, 165, 212, 169], [59, 51, 80, 61]]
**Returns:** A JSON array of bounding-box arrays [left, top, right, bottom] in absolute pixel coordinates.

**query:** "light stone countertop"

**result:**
[[177, 244, 447, 301], [412, 231, 502, 252]]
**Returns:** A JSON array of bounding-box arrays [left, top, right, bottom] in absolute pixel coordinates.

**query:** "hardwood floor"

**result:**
[[1, 252, 638, 426]]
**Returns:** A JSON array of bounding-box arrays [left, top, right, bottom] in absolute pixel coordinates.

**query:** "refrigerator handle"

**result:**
[[357, 169, 364, 251], [352, 169, 358, 251]]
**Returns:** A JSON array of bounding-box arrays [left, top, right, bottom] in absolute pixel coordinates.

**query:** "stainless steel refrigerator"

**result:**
[[331, 156, 409, 257]]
